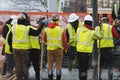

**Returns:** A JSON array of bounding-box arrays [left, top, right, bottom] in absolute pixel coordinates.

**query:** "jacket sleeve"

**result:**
[[112, 26, 119, 39], [2, 25, 9, 39], [62, 29, 67, 50], [29, 25, 44, 36], [93, 26, 104, 39]]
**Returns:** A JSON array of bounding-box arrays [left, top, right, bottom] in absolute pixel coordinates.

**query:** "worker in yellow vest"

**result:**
[[43, 14, 67, 80], [3, 30, 14, 78], [99, 16, 119, 80], [66, 13, 81, 71], [1, 15, 17, 76], [29, 26, 41, 80], [7, 13, 45, 80], [21, 12, 42, 80], [76, 15, 104, 80]]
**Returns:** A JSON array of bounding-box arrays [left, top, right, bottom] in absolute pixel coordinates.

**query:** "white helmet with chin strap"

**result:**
[[10, 15, 18, 25], [68, 13, 79, 22], [84, 15, 93, 21]]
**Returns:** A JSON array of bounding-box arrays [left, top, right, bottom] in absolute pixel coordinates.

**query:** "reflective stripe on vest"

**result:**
[[67, 22, 81, 46], [76, 27, 94, 53], [100, 23, 114, 48], [3, 24, 11, 43], [12, 25, 30, 49], [67, 24, 76, 46], [46, 26, 63, 50], [30, 36, 40, 49], [29, 26, 40, 49], [5, 31, 12, 54]]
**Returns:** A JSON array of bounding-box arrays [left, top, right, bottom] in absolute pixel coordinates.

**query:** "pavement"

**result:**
[[29, 66, 120, 80]]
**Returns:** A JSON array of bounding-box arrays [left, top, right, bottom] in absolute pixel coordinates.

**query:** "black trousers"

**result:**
[[29, 49, 40, 80], [76, 52, 90, 80], [29, 49, 40, 71]]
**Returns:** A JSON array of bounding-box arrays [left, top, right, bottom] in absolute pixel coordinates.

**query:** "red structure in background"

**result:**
[[0, 10, 114, 35]]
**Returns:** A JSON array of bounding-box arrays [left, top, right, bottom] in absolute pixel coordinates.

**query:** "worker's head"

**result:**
[[68, 13, 79, 23], [68, 13, 79, 27], [22, 12, 30, 21], [101, 17, 109, 23], [18, 13, 26, 20], [18, 12, 30, 25], [51, 14, 59, 22], [10, 15, 18, 25], [84, 15, 93, 26]]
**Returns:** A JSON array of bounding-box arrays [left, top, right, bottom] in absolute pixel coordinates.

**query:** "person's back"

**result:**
[[76, 14, 103, 80], [11, 14, 31, 80], [100, 23, 114, 48], [66, 13, 80, 71], [99, 17, 119, 80], [1, 15, 17, 77], [44, 14, 67, 80]]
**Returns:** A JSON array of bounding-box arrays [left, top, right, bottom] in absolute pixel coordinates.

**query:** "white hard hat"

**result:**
[[10, 15, 18, 20], [84, 15, 93, 21], [18, 13, 26, 19], [68, 13, 79, 22]]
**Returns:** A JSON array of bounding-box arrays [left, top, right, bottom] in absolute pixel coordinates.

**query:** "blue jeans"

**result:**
[[5, 54, 14, 74]]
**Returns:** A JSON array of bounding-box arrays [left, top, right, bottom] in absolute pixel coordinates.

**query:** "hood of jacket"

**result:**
[[48, 22, 59, 28], [81, 24, 93, 32]]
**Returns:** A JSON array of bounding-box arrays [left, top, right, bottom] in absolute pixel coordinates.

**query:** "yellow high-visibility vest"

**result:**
[[3, 24, 11, 43], [76, 26, 94, 53], [12, 24, 30, 49], [45, 26, 63, 50], [5, 31, 12, 54], [67, 22, 81, 47], [100, 23, 114, 48], [29, 26, 40, 49]]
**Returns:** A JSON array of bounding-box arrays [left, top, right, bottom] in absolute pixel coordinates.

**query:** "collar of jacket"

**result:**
[[84, 24, 93, 30]]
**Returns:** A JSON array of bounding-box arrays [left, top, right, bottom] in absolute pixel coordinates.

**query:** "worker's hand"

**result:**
[[36, 17, 45, 26]]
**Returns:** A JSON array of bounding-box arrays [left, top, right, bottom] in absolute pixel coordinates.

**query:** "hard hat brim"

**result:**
[[68, 16, 79, 23]]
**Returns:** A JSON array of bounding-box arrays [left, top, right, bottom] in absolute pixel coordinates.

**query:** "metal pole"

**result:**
[[119, 0, 120, 7], [92, 0, 99, 79]]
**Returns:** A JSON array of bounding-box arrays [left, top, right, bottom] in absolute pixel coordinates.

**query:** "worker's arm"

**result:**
[[2, 24, 9, 39], [93, 26, 104, 39], [112, 26, 119, 39], [62, 29, 67, 50], [29, 23, 45, 36]]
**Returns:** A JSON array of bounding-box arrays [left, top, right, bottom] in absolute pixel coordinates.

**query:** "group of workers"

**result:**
[[1, 12, 120, 80]]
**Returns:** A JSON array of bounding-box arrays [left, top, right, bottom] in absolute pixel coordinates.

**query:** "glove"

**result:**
[[36, 17, 45, 26]]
